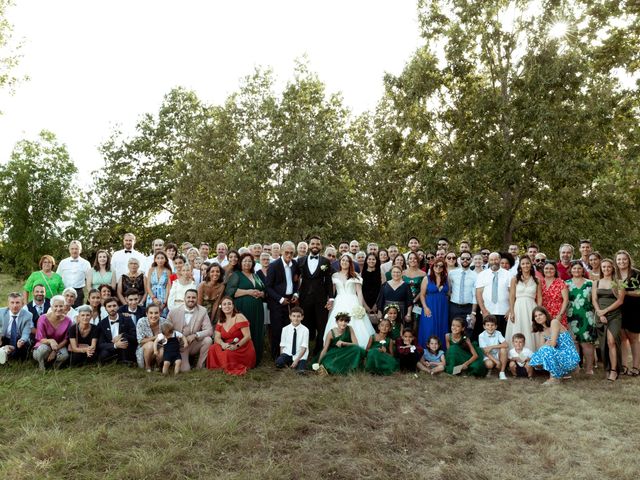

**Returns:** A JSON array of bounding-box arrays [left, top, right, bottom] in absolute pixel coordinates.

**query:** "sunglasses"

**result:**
[[434, 264, 444, 268], [426, 256, 435, 260], [481, 252, 490, 256], [446, 256, 456, 260], [460, 257, 471, 261], [535, 258, 545, 262]]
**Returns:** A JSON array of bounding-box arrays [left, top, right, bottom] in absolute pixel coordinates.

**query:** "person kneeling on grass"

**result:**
[[395, 329, 423, 372], [529, 306, 579, 385], [444, 317, 487, 377], [317, 312, 365, 375], [418, 335, 445, 375], [478, 315, 509, 380], [32, 295, 71, 370], [154, 321, 187, 375], [508, 333, 534, 379], [365, 318, 399, 375], [97, 297, 137, 365], [276, 306, 309, 373]]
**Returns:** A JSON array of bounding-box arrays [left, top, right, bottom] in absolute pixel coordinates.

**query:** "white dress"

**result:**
[[323, 274, 375, 348]]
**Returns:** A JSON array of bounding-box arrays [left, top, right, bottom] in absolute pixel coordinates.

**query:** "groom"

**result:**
[[297, 235, 334, 355]]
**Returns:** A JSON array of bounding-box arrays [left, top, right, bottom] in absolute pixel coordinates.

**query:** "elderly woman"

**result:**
[[226, 253, 265, 365], [255, 252, 272, 333], [68, 305, 99, 366], [23, 255, 65, 302], [117, 257, 146, 305], [86, 249, 116, 292], [62, 287, 79, 323], [136, 304, 166, 371], [32, 295, 71, 370]]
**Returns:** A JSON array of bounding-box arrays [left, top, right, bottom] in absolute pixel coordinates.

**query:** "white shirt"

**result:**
[[279, 323, 309, 360], [142, 254, 155, 274], [475, 268, 511, 315], [108, 316, 120, 338], [283, 258, 293, 295], [212, 256, 229, 268], [57, 256, 90, 289], [184, 308, 194, 326], [168, 281, 196, 311], [307, 254, 320, 275], [509, 347, 533, 366], [112, 249, 146, 279], [478, 330, 505, 359]]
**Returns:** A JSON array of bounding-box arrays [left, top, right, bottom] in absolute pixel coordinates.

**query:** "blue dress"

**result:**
[[529, 331, 579, 378], [418, 279, 449, 350], [147, 269, 169, 315]]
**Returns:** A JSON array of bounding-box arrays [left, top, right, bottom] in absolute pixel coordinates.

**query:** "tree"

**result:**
[[0, 130, 77, 276], [374, 0, 640, 252], [0, 0, 25, 111]]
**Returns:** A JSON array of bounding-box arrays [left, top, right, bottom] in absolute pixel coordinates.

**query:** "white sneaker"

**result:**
[[499, 372, 508, 380], [0, 347, 7, 365]]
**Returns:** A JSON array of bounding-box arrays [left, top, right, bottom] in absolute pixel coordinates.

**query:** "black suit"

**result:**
[[265, 258, 299, 359], [97, 315, 137, 364], [298, 255, 335, 354]]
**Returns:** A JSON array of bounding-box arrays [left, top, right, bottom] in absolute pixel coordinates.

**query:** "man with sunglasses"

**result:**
[[533, 253, 547, 280], [436, 237, 450, 252], [449, 253, 478, 332]]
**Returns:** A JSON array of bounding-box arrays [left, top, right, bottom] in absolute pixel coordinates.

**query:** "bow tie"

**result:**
[[310, 255, 319, 260], [124, 250, 132, 254], [110, 320, 118, 325]]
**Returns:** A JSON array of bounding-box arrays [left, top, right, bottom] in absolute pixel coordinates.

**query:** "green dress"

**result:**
[[365, 335, 399, 375], [444, 334, 487, 377], [320, 328, 366, 374], [566, 279, 596, 343], [225, 272, 265, 365], [390, 321, 402, 341], [24, 270, 65, 299]]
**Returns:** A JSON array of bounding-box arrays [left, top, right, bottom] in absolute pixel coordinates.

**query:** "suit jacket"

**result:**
[[167, 305, 212, 338], [298, 255, 334, 303], [0, 308, 33, 343], [265, 257, 299, 305], [27, 299, 50, 327], [97, 315, 138, 351]]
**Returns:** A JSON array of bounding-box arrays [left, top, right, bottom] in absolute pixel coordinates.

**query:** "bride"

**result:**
[[323, 254, 375, 348]]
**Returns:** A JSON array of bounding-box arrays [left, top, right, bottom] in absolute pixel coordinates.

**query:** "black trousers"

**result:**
[[300, 297, 329, 355], [1, 336, 30, 361], [73, 288, 85, 308], [98, 344, 136, 364], [268, 300, 291, 359]]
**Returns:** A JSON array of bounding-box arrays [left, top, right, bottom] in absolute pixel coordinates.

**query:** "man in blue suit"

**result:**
[[0, 293, 33, 363]]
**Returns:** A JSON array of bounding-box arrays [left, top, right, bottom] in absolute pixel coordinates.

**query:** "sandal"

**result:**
[[607, 369, 618, 382], [621, 366, 629, 375], [629, 368, 640, 377]]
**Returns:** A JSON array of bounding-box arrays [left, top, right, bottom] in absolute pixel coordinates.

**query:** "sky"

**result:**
[[0, 0, 422, 186]]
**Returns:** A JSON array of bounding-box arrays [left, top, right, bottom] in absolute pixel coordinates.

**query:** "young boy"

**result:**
[[508, 333, 534, 379], [276, 307, 309, 372], [478, 315, 509, 380], [117, 289, 146, 326]]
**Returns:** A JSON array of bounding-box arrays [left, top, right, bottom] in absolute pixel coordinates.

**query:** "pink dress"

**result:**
[[35, 314, 72, 347]]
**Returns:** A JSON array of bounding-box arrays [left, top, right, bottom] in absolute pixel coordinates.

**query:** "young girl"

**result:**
[[529, 306, 580, 385], [418, 335, 446, 375], [445, 317, 487, 377], [395, 329, 423, 372], [154, 321, 187, 376], [318, 312, 366, 375], [383, 304, 402, 340], [365, 318, 399, 375]]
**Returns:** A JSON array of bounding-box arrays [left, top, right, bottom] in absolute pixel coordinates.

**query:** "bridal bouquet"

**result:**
[[351, 305, 366, 320]]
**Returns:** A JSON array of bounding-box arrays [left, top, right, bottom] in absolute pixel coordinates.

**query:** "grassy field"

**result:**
[[1, 362, 639, 480]]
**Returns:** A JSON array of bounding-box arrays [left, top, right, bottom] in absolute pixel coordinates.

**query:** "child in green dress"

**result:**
[[365, 318, 399, 375], [318, 312, 366, 374], [383, 304, 402, 340], [445, 317, 487, 377]]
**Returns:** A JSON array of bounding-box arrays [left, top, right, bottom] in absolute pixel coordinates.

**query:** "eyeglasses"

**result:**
[[433, 264, 444, 269], [426, 256, 435, 260], [460, 257, 471, 261]]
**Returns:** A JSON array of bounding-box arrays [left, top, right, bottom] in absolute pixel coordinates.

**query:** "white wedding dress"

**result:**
[[323, 274, 375, 348]]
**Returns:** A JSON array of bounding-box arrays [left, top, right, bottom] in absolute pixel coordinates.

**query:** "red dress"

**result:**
[[542, 278, 568, 327], [206, 320, 256, 375]]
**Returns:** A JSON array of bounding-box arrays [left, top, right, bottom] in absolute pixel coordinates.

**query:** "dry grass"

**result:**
[[1, 362, 639, 480]]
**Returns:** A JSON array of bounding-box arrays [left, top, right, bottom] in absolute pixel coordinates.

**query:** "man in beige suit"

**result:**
[[167, 289, 213, 371]]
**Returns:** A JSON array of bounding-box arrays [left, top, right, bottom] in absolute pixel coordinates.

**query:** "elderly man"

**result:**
[[57, 240, 91, 307], [295, 241, 308, 260], [0, 293, 33, 363], [557, 243, 574, 281], [366, 243, 379, 255], [112, 233, 146, 280], [213, 243, 229, 268], [476, 252, 511, 335], [380, 244, 400, 280], [167, 289, 213, 371]]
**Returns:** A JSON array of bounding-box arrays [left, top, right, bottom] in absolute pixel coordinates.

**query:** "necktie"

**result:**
[[10, 315, 18, 347], [459, 271, 466, 304], [491, 271, 498, 304], [292, 327, 297, 356], [36, 304, 42, 316]]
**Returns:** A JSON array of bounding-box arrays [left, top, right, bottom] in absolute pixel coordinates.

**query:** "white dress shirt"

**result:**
[[283, 258, 294, 295], [212, 256, 229, 268], [109, 316, 120, 338], [57, 256, 91, 289], [279, 323, 309, 360], [112, 249, 146, 279], [307, 255, 319, 275], [475, 268, 511, 315]]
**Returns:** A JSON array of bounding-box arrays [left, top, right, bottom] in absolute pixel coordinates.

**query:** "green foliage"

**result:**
[[0, 130, 77, 277], [0, 0, 25, 110]]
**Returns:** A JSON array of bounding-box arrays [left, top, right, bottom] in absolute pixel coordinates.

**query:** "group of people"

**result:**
[[1, 234, 638, 384]]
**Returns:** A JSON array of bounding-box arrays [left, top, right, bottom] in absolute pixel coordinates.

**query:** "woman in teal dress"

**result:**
[[365, 318, 399, 375], [444, 317, 486, 377], [86, 249, 116, 291], [225, 253, 266, 365], [318, 312, 366, 374], [403, 252, 426, 330], [565, 261, 596, 374]]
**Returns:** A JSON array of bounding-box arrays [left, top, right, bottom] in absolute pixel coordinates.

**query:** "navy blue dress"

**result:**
[[418, 278, 449, 350]]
